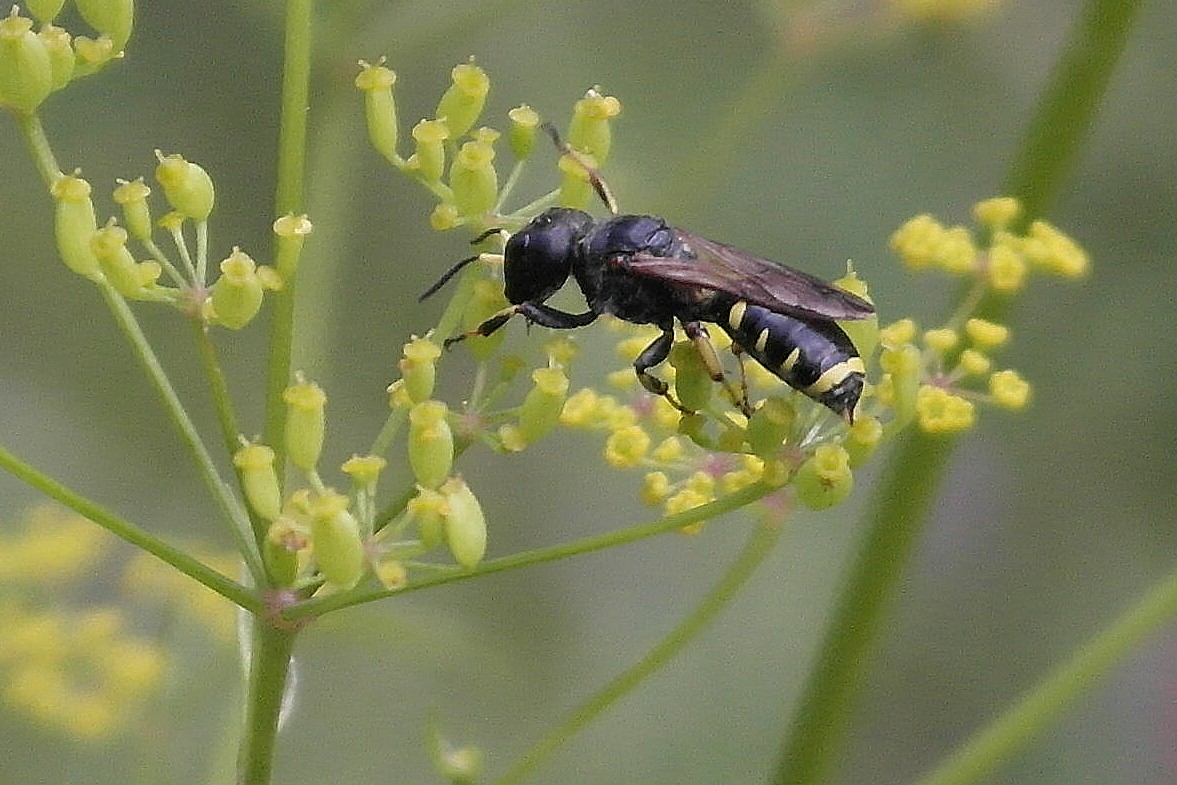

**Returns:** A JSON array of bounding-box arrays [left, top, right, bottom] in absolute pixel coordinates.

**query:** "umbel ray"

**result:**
[[421, 125, 875, 422]]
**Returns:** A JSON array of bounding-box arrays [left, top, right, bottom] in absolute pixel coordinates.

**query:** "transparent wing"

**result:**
[[621, 228, 875, 321]]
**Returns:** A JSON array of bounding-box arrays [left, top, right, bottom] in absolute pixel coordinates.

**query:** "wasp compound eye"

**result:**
[[503, 207, 594, 304]]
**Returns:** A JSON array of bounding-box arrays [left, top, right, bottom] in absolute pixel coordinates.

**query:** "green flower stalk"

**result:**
[[435, 60, 489, 139], [0, 8, 53, 114]]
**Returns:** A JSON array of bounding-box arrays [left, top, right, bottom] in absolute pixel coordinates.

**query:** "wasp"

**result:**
[[422, 127, 875, 422]]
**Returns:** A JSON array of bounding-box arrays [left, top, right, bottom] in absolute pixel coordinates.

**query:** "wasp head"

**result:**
[[503, 207, 594, 305]]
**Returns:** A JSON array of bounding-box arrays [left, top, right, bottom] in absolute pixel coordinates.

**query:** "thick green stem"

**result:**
[[237, 622, 299, 785], [262, 0, 314, 468], [771, 1, 1145, 783]]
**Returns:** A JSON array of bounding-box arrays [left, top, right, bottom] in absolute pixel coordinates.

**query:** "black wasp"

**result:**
[[422, 128, 875, 422]]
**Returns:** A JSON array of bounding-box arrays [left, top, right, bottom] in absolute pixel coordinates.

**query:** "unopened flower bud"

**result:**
[[408, 487, 447, 549], [51, 174, 103, 280], [408, 401, 453, 488], [833, 266, 879, 360], [154, 151, 214, 221], [411, 119, 448, 183], [341, 454, 386, 490], [72, 34, 115, 75], [27, 0, 66, 23], [461, 280, 508, 360], [568, 88, 621, 163], [264, 517, 307, 588], [845, 414, 883, 468], [309, 491, 365, 589], [112, 178, 153, 241], [557, 152, 594, 210], [92, 223, 153, 298], [508, 104, 540, 159], [0, 9, 52, 114], [355, 61, 398, 162], [75, 0, 134, 52], [915, 385, 975, 434], [209, 248, 264, 329], [38, 24, 72, 89], [517, 367, 569, 444], [439, 477, 486, 569], [669, 341, 712, 412], [233, 441, 282, 522], [283, 376, 326, 472], [989, 369, 1031, 409], [745, 396, 795, 456], [435, 60, 489, 139], [794, 444, 853, 510], [450, 139, 497, 218]]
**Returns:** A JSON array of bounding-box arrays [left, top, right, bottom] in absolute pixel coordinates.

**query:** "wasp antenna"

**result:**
[[419, 254, 480, 302], [541, 122, 619, 215], [469, 226, 506, 245]]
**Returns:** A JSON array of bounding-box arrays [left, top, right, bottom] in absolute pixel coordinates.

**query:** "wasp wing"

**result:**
[[622, 228, 874, 321]]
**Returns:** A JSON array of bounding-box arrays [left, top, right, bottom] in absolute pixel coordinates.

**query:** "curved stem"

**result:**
[[101, 284, 265, 581], [771, 1, 1145, 782], [491, 515, 785, 785], [0, 441, 260, 613], [916, 557, 1177, 785]]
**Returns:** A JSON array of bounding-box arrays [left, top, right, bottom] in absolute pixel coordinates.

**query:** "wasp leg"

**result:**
[[443, 303, 598, 349], [633, 328, 691, 413], [728, 341, 753, 417], [681, 321, 753, 417]]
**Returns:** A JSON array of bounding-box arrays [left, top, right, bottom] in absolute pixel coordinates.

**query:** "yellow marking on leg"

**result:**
[[780, 348, 801, 373]]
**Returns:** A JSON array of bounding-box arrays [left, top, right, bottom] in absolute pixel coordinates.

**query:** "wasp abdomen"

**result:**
[[720, 299, 866, 420]]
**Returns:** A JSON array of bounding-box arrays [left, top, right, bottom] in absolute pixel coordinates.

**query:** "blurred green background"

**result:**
[[2, 0, 1176, 783]]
